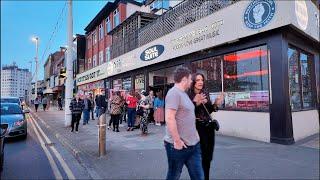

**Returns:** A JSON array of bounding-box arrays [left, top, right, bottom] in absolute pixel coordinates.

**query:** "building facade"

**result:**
[[76, 0, 319, 144], [1, 63, 32, 101], [79, 0, 180, 98]]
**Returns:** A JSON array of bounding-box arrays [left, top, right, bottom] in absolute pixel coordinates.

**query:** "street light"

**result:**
[[31, 36, 39, 100]]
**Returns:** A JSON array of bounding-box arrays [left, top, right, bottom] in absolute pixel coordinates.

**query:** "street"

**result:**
[[1, 113, 90, 179]]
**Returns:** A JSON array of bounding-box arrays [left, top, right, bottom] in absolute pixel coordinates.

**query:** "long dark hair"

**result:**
[[191, 73, 206, 94]]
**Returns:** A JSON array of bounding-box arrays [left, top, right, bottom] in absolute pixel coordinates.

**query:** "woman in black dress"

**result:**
[[188, 73, 224, 180]]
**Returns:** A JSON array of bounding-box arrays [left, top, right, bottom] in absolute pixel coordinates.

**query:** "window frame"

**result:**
[[113, 8, 120, 27], [106, 17, 111, 33], [288, 45, 316, 112], [99, 24, 104, 40]]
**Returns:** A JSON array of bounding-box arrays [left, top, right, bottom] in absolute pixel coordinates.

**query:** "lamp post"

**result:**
[[31, 37, 39, 100], [28, 61, 33, 104], [65, 0, 73, 127]]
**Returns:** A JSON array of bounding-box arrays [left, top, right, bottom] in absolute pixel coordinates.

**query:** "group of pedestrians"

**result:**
[[33, 96, 48, 112], [164, 66, 224, 180], [69, 93, 107, 133]]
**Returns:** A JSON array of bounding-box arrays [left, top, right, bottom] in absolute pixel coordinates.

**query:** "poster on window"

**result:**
[[122, 77, 132, 91], [135, 74, 145, 91], [113, 79, 122, 91]]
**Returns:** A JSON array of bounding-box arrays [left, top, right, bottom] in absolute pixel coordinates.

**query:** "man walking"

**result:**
[[83, 95, 91, 125], [69, 94, 84, 133], [89, 93, 95, 120], [42, 96, 48, 111], [164, 66, 204, 180], [57, 96, 63, 110]]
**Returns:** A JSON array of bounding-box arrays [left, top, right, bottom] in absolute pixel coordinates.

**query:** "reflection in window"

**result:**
[[288, 46, 315, 110], [191, 45, 269, 111]]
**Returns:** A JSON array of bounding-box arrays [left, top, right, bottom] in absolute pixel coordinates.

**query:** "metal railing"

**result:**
[[138, 0, 239, 46]]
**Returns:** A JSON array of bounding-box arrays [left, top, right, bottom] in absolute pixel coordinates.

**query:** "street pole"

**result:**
[[33, 37, 39, 100], [65, 0, 73, 127], [29, 61, 33, 105]]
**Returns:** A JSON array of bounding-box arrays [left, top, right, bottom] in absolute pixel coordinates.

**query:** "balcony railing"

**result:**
[[138, 0, 239, 46]]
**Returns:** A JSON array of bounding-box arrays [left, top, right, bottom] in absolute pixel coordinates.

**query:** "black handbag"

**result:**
[[202, 103, 220, 131]]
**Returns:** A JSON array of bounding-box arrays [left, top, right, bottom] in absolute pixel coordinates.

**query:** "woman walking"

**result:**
[[110, 91, 123, 132], [126, 91, 138, 131], [153, 91, 165, 126], [34, 97, 40, 112], [188, 73, 224, 180]]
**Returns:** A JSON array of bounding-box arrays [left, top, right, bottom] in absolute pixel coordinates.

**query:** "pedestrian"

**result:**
[[147, 90, 155, 124], [138, 90, 151, 135], [83, 95, 91, 125], [110, 91, 123, 132], [164, 66, 204, 180], [126, 90, 138, 131], [95, 95, 101, 118], [188, 73, 224, 180], [42, 96, 48, 111], [69, 94, 84, 133], [34, 97, 40, 112], [89, 94, 95, 120], [154, 91, 165, 126], [57, 96, 63, 110]]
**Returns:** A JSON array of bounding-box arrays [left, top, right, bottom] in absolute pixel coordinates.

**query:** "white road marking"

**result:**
[[28, 114, 63, 180], [29, 113, 76, 180]]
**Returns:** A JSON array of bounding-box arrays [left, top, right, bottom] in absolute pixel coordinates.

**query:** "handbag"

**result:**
[[202, 103, 220, 131]]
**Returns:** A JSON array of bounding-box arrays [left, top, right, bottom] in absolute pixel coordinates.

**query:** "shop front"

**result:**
[[77, 0, 319, 144]]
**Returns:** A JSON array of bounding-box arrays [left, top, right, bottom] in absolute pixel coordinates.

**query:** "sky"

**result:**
[[1, 0, 111, 81]]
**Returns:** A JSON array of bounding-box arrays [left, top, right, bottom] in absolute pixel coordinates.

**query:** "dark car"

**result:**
[[1, 97, 24, 109], [0, 103, 28, 139], [0, 124, 9, 172]]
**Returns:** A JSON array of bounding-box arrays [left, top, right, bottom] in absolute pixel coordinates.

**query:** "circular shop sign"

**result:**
[[295, 0, 308, 30], [244, 0, 276, 29]]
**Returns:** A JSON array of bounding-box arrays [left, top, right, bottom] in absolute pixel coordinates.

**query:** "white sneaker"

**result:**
[[107, 126, 111, 130], [156, 123, 161, 126]]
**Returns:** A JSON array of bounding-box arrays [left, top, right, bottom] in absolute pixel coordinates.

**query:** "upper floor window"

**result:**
[[151, 0, 169, 10], [87, 36, 91, 49], [99, 24, 104, 40], [93, 55, 97, 67], [106, 17, 111, 33], [93, 31, 97, 44], [113, 9, 120, 27], [105, 47, 110, 62], [99, 51, 103, 65]]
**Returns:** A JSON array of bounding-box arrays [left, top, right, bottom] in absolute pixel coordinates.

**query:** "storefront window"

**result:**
[[149, 65, 182, 96], [288, 46, 315, 110], [191, 45, 269, 111], [113, 79, 122, 91]]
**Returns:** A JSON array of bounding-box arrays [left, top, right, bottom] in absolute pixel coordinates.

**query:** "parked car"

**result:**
[[0, 124, 9, 172], [0, 103, 29, 139], [1, 97, 24, 109]]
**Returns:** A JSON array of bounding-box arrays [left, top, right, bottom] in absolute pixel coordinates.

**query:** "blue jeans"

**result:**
[[83, 109, 90, 124], [95, 107, 101, 118], [165, 141, 204, 180], [127, 108, 136, 127]]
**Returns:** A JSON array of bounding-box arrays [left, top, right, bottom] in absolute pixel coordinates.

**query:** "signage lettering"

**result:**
[[140, 45, 164, 61]]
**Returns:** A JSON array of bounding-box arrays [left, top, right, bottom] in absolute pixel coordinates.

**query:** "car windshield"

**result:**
[[1, 98, 20, 105], [0, 104, 22, 115]]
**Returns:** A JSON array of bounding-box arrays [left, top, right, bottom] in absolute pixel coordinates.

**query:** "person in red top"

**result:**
[[126, 90, 138, 131]]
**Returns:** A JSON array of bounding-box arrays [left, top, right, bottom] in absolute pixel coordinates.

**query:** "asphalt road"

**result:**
[[1, 113, 90, 179]]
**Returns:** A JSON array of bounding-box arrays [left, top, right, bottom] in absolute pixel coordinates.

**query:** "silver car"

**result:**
[[0, 103, 28, 139]]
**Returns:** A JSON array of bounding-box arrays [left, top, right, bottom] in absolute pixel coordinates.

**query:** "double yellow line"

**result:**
[[27, 111, 75, 180]]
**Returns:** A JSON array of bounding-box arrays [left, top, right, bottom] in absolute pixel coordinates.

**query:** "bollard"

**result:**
[[98, 110, 106, 157]]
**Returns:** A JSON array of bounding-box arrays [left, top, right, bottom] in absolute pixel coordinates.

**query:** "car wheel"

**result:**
[[0, 152, 3, 172], [22, 130, 27, 140]]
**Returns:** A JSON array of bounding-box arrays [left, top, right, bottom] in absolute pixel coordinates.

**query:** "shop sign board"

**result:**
[[244, 0, 276, 29], [76, 63, 107, 86], [140, 45, 165, 61]]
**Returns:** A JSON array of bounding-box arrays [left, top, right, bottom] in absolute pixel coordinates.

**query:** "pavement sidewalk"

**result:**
[[30, 108, 319, 179]]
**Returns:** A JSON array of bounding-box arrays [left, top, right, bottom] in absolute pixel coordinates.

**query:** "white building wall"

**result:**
[[292, 110, 319, 141], [1, 66, 31, 98]]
